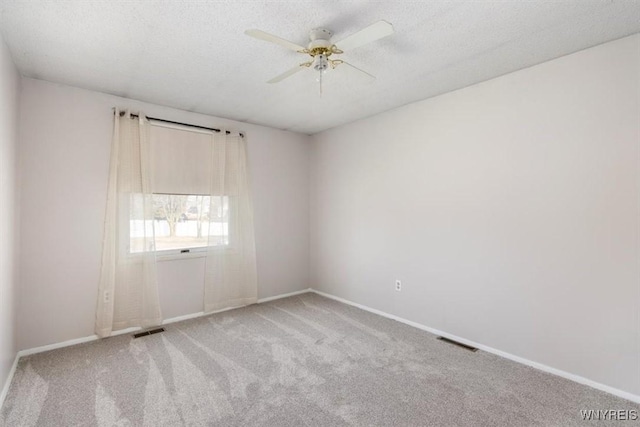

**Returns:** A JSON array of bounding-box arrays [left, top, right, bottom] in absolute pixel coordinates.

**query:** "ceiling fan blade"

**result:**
[[334, 20, 394, 51], [245, 29, 306, 52], [336, 61, 376, 80], [267, 64, 309, 84]]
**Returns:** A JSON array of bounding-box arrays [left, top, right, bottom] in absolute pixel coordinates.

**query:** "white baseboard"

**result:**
[[18, 334, 101, 357], [0, 352, 20, 410], [163, 311, 206, 325], [163, 289, 311, 324], [16, 288, 312, 359], [162, 305, 241, 325], [310, 289, 640, 404], [257, 288, 311, 303]]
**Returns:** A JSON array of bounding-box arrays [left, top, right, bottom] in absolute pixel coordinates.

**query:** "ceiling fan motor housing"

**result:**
[[308, 38, 332, 53], [309, 28, 333, 41], [308, 28, 335, 58]]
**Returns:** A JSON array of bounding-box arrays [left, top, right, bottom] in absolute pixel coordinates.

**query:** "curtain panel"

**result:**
[[95, 110, 162, 337], [204, 132, 257, 312]]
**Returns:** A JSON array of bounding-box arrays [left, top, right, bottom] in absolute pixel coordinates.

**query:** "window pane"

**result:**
[[130, 194, 229, 253]]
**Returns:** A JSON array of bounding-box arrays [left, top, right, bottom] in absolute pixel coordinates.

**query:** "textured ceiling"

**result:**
[[0, 1, 639, 134]]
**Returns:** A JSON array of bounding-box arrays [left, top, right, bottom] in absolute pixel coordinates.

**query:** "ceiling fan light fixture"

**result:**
[[312, 54, 329, 72], [313, 54, 329, 95]]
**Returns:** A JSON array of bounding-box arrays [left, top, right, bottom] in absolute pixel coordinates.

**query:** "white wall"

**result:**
[[0, 35, 20, 397], [17, 78, 310, 350], [311, 34, 640, 397]]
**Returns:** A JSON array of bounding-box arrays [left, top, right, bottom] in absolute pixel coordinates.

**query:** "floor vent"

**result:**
[[133, 328, 165, 339], [437, 336, 478, 352]]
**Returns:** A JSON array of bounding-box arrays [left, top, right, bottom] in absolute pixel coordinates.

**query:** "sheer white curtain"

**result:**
[[95, 109, 162, 337], [204, 131, 257, 312]]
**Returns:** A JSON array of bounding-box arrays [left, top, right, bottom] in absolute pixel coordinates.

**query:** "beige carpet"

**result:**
[[1, 293, 637, 426]]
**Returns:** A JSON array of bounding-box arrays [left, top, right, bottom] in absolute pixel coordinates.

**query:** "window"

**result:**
[[124, 122, 239, 256], [129, 194, 229, 254]]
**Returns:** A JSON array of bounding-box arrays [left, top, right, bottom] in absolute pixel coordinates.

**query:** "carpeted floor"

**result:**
[[1, 293, 637, 426]]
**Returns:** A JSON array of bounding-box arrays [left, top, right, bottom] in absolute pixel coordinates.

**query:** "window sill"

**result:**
[[127, 245, 235, 262], [156, 250, 207, 262]]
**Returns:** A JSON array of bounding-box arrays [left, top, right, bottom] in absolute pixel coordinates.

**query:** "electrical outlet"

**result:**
[[104, 291, 110, 303], [395, 280, 402, 292]]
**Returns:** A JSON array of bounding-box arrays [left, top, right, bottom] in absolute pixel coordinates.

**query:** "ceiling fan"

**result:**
[[245, 20, 394, 89]]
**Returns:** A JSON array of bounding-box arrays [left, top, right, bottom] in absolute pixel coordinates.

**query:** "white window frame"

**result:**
[[121, 193, 235, 261]]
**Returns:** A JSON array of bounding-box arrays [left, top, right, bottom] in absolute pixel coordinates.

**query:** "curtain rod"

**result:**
[[116, 110, 244, 138]]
